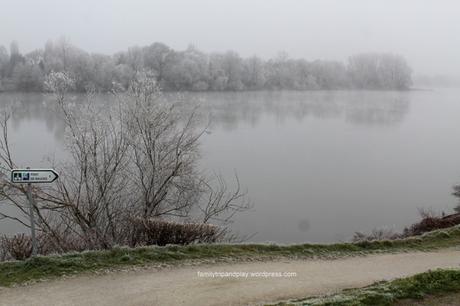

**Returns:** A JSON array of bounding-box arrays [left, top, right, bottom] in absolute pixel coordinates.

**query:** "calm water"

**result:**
[[1, 89, 460, 243]]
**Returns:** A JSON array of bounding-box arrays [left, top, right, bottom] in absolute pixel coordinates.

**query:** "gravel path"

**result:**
[[1, 249, 460, 306]]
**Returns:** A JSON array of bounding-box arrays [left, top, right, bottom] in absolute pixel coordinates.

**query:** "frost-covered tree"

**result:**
[[0, 40, 413, 92], [142, 42, 175, 85], [348, 53, 412, 90], [0, 46, 8, 80], [242, 56, 266, 90], [12, 63, 44, 91], [0, 72, 250, 251]]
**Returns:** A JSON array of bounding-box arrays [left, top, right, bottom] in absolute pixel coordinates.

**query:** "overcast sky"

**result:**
[[1, 0, 459, 75]]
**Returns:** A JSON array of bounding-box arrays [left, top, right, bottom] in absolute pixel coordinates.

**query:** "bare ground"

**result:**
[[1, 249, 460, 306]]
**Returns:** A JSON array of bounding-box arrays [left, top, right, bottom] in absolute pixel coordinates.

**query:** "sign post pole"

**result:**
[[26, 172, 38, 256], [11, 168, 59, 257]]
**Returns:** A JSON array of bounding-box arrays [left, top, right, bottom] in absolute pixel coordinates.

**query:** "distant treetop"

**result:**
[[0, 40, 412, 92]]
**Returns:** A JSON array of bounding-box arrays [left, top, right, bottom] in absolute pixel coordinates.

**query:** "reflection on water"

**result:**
[[1, 90, 410, 133], [2, 90, 458, 243], [192, 91, 410, 130], [0, 93, 66, 142]]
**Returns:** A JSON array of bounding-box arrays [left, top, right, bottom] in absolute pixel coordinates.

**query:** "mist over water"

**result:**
[[1, 89, 459, 242]]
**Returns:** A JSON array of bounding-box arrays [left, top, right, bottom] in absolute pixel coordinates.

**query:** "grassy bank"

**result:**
[[395, 292, 460, 305], [1, 225, 460, 287], [273, 269, 460, 306]]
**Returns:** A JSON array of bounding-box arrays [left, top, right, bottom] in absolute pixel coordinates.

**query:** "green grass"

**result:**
[[1, 225, 460, 287], [273, 269, 460, 306], [394, 291, 460, 305]]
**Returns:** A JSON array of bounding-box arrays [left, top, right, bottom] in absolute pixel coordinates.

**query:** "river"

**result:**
[[1, 89, 459, 243]]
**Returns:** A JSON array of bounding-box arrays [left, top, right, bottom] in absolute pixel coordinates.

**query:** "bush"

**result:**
[[1, 231, 105, 261], [1, 234, 33, 260], [128, 218, 220, 247], [38, 231, 92, 255], [404, 212, 460, 237], [0, 220, 221, 261], [353, 227, 402, 242], [353, 211, 460, 242]]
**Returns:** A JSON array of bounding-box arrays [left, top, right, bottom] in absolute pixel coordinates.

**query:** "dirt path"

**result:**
[[1, 250, 460, 306]]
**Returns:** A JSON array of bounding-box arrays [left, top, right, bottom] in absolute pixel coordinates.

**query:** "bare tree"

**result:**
[[122, 72, 204, 220], [0, 110, 66, 252], [0, 71, 251, 253], [37, 73, 132, 249]]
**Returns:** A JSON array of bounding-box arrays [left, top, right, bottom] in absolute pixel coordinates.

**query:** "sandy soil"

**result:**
[[1, 249, 460, 306]]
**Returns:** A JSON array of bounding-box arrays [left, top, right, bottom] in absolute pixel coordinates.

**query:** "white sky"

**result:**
[[1, 0, 459, 75]]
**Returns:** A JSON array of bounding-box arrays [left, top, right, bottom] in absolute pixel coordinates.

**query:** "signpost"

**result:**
[[10, 168, 59, 256], [11, 169, 59, 184]]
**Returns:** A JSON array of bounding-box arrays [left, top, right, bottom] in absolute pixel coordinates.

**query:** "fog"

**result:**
[[1, 0, 460, 76]]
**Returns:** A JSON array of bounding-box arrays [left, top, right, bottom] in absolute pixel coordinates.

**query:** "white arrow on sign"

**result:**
[[11, 169, 59, 184]]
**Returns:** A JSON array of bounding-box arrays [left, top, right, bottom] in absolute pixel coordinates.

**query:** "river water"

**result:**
[[1, 89, 459, 243]]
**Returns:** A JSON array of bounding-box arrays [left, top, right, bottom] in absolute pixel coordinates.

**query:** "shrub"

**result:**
[[1, 234, 33, 260], [1, 231, 100, 260], [352, 227, 402, 242], [38, 231, 92, 255], [354, 211, 460, 242], [403, 212, 460, 237], [127, 218, 220, 247], [0, 220, 221, 261]]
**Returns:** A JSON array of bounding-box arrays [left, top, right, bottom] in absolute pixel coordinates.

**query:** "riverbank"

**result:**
[[1, 225, 460, 287]]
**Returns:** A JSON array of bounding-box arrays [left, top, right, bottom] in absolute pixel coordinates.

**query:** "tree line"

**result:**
[[0, 38, 412, 93]]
